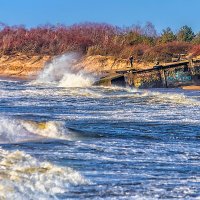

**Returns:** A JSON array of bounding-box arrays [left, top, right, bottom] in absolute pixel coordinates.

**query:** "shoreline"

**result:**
[[0, 53, 200, 90]]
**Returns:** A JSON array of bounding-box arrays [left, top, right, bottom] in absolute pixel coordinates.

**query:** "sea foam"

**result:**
[[0, 148, 88, 199], [0, 116, 78, 144]]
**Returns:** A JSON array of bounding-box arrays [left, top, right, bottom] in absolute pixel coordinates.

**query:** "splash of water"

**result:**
[[59, 73, 93, 87], [0, 148, 88, 199], [33, 53, 95, 87]]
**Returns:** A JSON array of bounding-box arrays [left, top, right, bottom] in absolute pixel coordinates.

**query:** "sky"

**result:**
[[0, 0, 200, 33]]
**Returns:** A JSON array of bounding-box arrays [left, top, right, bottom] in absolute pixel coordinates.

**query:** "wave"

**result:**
[[0, 117, 40, 144], [0, 148, 88, 199], [0, 116, 80, 144], [140, 90, 200, 106], [100, 86, 200, 106], [21, 120, 78, 140], [32, 53, 95, 87]]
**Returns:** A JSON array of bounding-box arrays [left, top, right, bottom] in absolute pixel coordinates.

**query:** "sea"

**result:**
[[0, 54, 200, 200]]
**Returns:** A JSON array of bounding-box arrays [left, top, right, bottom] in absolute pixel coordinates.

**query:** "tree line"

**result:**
[[0, 22, 199, 62]]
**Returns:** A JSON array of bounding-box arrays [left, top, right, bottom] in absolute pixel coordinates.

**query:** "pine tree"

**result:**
[[177, 25, 195, 42], [160, 27, 176, 43]]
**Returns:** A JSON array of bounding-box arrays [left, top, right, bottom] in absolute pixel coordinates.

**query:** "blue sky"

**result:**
[[0, 0, 200, 33]]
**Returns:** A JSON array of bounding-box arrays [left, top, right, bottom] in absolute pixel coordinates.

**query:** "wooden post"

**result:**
[[160, 69, 168, 88]]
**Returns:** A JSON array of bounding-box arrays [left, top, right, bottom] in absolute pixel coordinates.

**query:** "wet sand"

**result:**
[[182, 85, 200, 90]]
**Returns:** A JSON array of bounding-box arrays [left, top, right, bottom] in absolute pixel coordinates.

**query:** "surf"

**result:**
[[0, 148, 88, 199], [0, 116, 82, 144], [31, 53, 96, 87]]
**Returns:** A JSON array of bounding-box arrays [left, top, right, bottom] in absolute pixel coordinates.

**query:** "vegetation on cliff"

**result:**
[[0, 22, 200, 62]]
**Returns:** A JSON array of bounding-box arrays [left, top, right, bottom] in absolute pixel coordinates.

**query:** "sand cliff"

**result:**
[[0, 54, 154, 79], [75, 55, 151, 74], [0, 54, 51, 79]]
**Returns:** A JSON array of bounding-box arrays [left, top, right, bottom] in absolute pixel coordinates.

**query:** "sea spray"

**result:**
[[33, 53, 95, 87], [59, 73, 93, 87]]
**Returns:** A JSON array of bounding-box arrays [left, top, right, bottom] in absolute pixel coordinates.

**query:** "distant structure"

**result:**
[[94, 59, 200, 89]]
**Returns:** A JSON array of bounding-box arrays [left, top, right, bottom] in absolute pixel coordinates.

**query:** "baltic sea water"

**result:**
[[0, 77, 200, 199]]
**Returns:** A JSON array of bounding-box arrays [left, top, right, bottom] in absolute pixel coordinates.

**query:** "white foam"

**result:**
[[59, 72, 93, 87], [32, 53, 95, 87], [0, 117, 39, 144], [21, 120, 75, 140], [0, 116, 79, 144], [0, 148, 87, 199], [146, 91, 200, 106], [107, 88, 200, 106]]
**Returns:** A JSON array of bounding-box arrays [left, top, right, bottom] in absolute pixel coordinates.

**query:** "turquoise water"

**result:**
[[0, 76, 200, 199]]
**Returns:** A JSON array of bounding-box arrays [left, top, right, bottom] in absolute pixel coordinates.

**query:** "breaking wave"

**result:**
[[140, 90, 200, 106], [0, 117, 39, 144], [0, 148, 87, 199], [0, 116, 78, 144], [102, 86, 200, 106], [21, 121, 76, 140], [32, 53, 95, 87]]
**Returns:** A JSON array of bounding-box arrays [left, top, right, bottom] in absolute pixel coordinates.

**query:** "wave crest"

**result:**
[[0, 148, 87, 199], [0, 117, 78, 144]]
